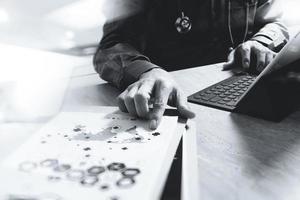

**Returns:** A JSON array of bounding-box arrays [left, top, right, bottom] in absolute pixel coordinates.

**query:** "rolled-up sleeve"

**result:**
[[251, 0, 289, 52], [93, 2, 159, 90]]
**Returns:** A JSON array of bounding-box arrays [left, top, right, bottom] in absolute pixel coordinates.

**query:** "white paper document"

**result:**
[[0, 110, 182, 200]]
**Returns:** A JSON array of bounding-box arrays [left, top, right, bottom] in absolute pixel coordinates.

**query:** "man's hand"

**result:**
[[117, 68, 195, 130], [223, 40, 277, 72]]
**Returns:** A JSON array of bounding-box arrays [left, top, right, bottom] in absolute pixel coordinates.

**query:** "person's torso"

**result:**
[[142, 0, 260, 70]]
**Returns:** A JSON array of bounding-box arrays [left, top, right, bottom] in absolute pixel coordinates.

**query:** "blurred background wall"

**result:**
[[0, 0, 298, 54], [0, 0, 105, 53], [281, 0, 300, 37]]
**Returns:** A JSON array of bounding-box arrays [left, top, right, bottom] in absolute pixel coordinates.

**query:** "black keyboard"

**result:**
[[188, 74, 257, 110]]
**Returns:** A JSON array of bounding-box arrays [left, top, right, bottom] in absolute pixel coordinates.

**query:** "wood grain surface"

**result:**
[[2, 50, 300, 200], [68, 62, 300, 200]]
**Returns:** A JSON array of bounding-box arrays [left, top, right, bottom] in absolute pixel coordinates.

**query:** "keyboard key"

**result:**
[[201, 97, 210, 101], [201, 94, 216, 101], [234, 97, 240, 101], [223, 98, 231, 102], [217, 100, 227, 105], [210, 96, 222, 102], [226, 101, 237, 107], [193, 94, 202, 99]]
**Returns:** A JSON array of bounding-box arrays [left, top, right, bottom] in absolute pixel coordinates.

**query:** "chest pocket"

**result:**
[[229, 0, 258, 40]]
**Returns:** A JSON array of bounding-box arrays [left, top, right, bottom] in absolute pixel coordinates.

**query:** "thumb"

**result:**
[[223, 49, 236, 71], [175, 89, 195, 119]]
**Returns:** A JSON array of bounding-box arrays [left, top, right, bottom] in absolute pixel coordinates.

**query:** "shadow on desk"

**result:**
[[229, 112, 300, 178], [63, 82, 120, 108]]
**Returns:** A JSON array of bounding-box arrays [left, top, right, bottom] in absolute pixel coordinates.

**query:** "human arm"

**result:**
[[223, 0, 289, 71], [93, 5, 158, 90], [93, 2, 195, 129]]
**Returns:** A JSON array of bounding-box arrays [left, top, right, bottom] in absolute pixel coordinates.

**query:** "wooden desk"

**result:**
[[1, 49, 300, 199], [172, 65, 300, 200], [63, 61, 300, 200]]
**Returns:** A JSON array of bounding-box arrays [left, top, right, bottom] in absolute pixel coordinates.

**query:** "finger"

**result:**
[[223, 49, 236, 70], [126, 82, 136, 91], [134, 80, 155, 118], [124, 85, 139, 116], [255, 49, 266, 72], [175, 89, 195, 119], [117, 91, 128, 113], [240, 44, 251, 69], [149, 80, 172, 130], [264, 52, 275, 70]]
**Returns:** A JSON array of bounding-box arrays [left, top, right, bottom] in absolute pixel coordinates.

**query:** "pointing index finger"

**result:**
[[240, 44, 251, 69], [134, 80, 154, 118], [149, 80, 172, 130]]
